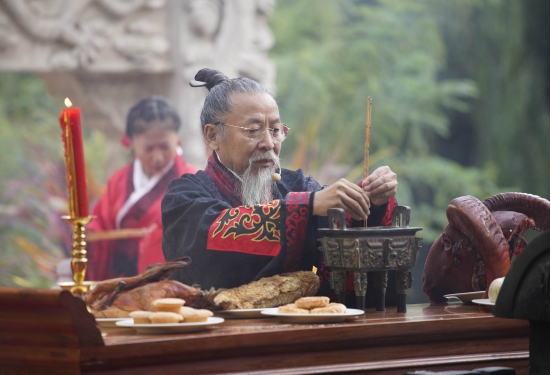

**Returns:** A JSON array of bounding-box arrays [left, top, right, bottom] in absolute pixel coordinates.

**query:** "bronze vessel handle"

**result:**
[[391, 206, 411, 227], [327, 208, 347, 230]]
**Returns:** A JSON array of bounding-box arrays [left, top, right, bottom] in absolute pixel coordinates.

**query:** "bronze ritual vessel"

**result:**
[[318, 206, 422, 312]]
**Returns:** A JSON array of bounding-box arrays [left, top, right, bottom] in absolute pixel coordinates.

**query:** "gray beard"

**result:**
[[233, 152, 279, 206], [240, 166, 278, 206]]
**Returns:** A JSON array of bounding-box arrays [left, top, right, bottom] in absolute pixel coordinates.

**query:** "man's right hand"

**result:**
[[312, 179, 370, 220]]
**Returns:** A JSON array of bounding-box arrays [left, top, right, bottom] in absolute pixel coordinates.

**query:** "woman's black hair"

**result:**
[[125, 96, 181, 138], [191, 68, 272, 137]]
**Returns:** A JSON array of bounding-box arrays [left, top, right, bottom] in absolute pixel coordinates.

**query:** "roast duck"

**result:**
[[422, 192, 549, 303], [86, 256, 320, 318]]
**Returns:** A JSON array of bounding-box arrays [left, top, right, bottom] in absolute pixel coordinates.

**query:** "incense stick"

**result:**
[[364, 97, 372, 228]]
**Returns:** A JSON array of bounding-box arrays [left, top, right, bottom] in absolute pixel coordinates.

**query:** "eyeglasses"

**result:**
[[218, 122, 290, 144]]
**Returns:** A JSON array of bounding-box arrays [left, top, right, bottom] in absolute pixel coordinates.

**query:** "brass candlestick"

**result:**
[[62, 215, 95, 296]]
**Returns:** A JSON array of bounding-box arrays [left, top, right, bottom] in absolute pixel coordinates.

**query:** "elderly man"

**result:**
[[162, 68, 398, 299]]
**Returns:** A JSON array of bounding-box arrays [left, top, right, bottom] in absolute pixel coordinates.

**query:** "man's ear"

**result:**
[[204, 124, 219, 150]]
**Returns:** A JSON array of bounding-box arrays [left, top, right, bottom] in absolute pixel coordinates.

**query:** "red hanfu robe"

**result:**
[[86, 155, 196, 281]]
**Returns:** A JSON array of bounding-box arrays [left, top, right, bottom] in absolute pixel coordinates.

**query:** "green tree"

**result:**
[[270, 0, 504, 243], [270, 0, 548, 303], [435, 0, 550, 201]]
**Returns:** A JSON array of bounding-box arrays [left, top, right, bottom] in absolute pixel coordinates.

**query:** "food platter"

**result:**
[[261, 308, 365, 324], [213, 308, 267, 319], [472, 299, 495, 307], [95, 318, 130, 328], [115, 317, 225, 334], [443, 291, 485, 304]]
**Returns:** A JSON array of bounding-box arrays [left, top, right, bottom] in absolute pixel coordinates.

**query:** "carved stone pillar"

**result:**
[[0, 0, 276, 174]]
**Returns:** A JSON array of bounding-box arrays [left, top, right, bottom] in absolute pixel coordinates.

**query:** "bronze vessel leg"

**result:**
[[330, 270, 346, 305], [395, 270, 412, 313], [374, 271, 388, 311], [354, 272, 367, 310]]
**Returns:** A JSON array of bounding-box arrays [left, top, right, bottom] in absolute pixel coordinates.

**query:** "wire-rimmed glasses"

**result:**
[[218, 122, 290, 144]]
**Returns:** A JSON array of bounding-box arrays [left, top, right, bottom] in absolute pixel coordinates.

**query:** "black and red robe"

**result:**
[[161, 153, 396, 303]]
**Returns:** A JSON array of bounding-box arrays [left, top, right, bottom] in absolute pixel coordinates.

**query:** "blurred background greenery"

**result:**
[[0, 0, 548, 303], [271, 0, 549, 302], [0, 74, 107, 288]]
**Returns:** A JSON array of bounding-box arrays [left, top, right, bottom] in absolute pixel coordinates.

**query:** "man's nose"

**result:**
[[257, 129, 275, 151]]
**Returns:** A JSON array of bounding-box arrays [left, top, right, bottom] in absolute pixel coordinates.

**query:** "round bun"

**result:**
[[311, 303, 347, 314], [277, 303, 310, 314], [194, 68, 229, 91], [149, 312, 183, 324], [295, 296, 329, 309], [129, 311, 153, 324], [152, 298, 185, 313], [180, 306, 213, 322]]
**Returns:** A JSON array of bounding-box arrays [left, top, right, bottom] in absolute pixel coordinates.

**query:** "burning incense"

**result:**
[[364, 97, 372, 228]]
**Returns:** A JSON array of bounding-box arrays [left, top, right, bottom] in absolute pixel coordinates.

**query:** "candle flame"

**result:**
[[64, 98, 73, 108]]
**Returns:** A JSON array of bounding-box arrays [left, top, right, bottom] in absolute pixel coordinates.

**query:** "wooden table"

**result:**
[[0, 288, 529, 375]]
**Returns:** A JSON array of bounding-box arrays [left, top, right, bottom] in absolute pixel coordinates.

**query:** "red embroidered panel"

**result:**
[[207, 200, 282, 256], [205, 153, 242, 207], [282, 192, 311, 272]]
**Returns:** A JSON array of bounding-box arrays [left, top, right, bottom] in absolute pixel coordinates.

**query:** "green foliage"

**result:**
[[271, 0, 497, 240], [436, 0, 550, 200], [0, 73, 106, 288], [271, 0, 548, 303]]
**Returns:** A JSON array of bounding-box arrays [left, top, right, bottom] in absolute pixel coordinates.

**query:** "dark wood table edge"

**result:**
[[210, 351, 530, 375], [80, 314, 529, 372]]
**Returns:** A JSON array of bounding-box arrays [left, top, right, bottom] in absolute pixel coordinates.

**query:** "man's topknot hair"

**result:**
[[192, 68, 273, 136], [194, 68, 229, 91]]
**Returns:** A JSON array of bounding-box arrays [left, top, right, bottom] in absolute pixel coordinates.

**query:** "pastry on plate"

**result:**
[[149, 312, 183, 324], [277, 303, 310, 314], [180, 306, 213, 322], [152, 298, 185, 313], [129, 311, 153, 324], [295, 296, 329, 309], [311, 303, 347, 314]]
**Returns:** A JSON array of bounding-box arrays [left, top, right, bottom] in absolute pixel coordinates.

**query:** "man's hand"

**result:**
[[313, 179, 370, 220], [362, 166, 397, 206]]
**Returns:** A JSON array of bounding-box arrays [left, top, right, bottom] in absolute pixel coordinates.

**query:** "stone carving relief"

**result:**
[[239, 0, 276, 90], [181, 0, 221, 72], [0, 0, 276, 173], [0, 10, 18, 50], [0, 0, 170, 71]]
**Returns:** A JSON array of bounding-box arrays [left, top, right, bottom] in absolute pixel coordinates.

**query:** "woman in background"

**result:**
[[86, 96, 197, 281]]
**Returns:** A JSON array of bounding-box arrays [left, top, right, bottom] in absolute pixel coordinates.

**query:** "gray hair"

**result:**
[[192, 68, 272, 140]]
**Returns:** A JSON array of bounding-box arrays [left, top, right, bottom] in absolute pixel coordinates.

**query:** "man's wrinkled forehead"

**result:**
[[229, 92, 279, 123]]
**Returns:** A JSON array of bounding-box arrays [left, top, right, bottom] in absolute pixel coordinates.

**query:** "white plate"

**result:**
[[472, 298, 495, 307], [115, 317, 225, 334], [95, 318, 130, 328], [444, 291, 485, 304], [214, 308, 267, 319], [260, 308, 365, 323]]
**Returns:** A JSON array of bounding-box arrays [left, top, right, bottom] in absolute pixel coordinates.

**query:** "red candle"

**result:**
[[59, 98, 89, 218]]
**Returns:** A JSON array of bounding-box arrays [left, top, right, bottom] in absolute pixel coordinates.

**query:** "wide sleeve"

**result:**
[[161, 174, 315, 289], [87, 185, 116, 232], [85, 169, 128, 281]]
